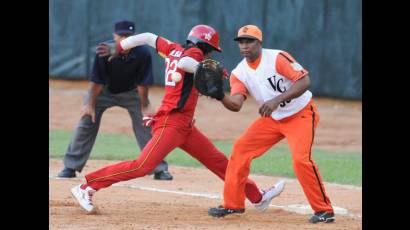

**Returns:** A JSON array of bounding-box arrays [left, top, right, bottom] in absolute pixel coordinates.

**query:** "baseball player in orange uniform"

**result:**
[[208, 25, 335, 224], [70, 24, 285, 214]]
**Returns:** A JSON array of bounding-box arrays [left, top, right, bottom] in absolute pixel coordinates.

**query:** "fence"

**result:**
[[49, 0, 362, 99]]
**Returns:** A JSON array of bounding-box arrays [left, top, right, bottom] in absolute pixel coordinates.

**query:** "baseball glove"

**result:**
[[194, 59, 226, 101]]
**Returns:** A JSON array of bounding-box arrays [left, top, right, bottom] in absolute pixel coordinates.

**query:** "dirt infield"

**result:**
[[49, 159, 362, 230], [49, 79, 362, 229]]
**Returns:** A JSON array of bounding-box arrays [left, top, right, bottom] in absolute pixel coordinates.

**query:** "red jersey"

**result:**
[[154, 36, 205, 118]]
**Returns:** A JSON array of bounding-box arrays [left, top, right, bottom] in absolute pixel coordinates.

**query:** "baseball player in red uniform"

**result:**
[[70, 24, 285, 214], [208, 25, 335, 223]]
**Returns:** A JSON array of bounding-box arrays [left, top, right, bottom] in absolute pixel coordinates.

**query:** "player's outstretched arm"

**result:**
[[221, 94, 245, 112], [96, 33, 159, 59], [120, 33, 158, 50]]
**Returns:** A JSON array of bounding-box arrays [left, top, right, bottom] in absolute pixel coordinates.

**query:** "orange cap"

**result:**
[[234, 25, 262, 42]]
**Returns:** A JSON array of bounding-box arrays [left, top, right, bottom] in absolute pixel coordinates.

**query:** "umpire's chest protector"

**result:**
[[232, 48, 312, 120]]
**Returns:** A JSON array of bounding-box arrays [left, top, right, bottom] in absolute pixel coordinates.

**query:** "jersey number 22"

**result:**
[[164, 58, 178, 87]]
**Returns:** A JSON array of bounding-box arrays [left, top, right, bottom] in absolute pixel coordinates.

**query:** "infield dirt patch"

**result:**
[[49, 159, 361, 230]]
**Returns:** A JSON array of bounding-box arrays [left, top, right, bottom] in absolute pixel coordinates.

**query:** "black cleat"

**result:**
[[57, 167, 76, 178], [309, 211, 335, 223], [154, 171, 173, 180], [208, 205, 245, 217]]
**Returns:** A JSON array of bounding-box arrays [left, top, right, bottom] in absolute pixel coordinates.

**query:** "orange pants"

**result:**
[[223, 100, 333, 213]]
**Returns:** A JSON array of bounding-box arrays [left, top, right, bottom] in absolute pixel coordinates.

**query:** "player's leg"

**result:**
[[120, 90, 171, 179], [60, 89, 114, 177], [222, 117, 284, 210], [83, 115, 184, 190], [281, 102, 334, 222], [71, 114, 187, 213], [179, 126, 261, 203]]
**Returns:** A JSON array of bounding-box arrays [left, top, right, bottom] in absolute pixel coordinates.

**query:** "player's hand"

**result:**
[[141, 104, 156, 117], [259, 98, 281, 117], [96, 43, 120, 61], [81, 105, 96, 123], [96, 43, 112, 57]]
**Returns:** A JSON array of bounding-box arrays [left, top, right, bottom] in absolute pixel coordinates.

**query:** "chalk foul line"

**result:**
[[49, 175, 361, 219]]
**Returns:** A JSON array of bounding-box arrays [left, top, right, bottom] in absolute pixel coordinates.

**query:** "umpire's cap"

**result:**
[[114, 20, 135, 35], [234, 25, 262, 42]]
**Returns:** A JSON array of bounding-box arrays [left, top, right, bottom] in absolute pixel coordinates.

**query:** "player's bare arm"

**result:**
[[259, 75, 311, 117], [137, 85, 155, 117], [82, 82, 103, 122], [221, 94, 246, 112], [137, 85, 150, 108]]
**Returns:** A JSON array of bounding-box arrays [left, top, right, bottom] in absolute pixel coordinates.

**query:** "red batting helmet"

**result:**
[[186, 25, 222, 52]]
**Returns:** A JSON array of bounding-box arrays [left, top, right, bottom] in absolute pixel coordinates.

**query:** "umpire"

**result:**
[[57, 20, 173, 180]]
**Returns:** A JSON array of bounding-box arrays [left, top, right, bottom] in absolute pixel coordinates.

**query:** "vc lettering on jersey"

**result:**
[[267, 75, 286, 93], [169, 50, 182, 57], [267, 75, 292, 107]]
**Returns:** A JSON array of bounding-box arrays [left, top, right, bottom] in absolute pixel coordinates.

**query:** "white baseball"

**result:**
[[171, 72, 182, 82]]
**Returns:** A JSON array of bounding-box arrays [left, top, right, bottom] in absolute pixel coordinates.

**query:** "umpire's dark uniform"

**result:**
[[58, 22, 172, 180]]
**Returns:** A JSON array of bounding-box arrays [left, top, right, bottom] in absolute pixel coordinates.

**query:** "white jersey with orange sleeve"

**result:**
[[231, 48, 312, 120]]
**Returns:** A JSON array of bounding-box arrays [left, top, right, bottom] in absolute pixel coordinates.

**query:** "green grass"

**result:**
[[49, 130, 362, 186]]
